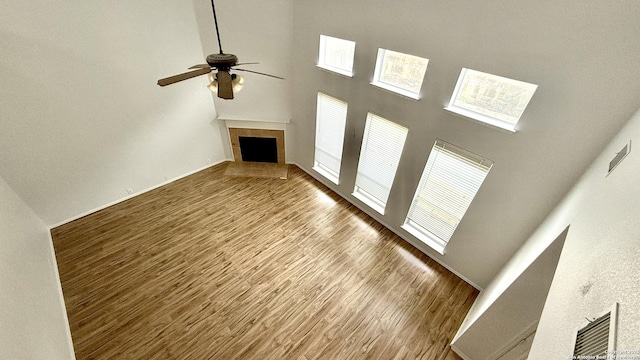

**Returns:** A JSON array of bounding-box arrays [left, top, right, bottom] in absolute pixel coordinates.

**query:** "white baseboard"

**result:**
[[290, 162, 482, 291], [451, 344, 472, 360], [46, 231, 77, 359], [50, 160, 481, 291], [487, 321, 537, 360], [48, 159, 232, 229]]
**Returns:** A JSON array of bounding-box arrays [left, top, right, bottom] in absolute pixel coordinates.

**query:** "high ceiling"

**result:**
[[2, 0, 640, 288], [286, 0, 640, 287]]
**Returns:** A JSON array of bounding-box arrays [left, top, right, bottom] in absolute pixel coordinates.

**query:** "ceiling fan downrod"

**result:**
[[211, 0, 224, 54]]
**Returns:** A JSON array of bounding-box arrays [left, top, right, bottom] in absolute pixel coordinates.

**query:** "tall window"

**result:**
[[317, 35, 356, 77], [371, 49, 429, 100], [353, 113, 408, 214], [445, 68, 538, 132], [402, 140, 493, 254], [314, 92, 348, 184]]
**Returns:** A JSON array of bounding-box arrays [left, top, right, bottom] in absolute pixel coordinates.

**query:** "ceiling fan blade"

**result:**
[[157, 68, 212, 87], [216, 71, 234, 99], [234, 62, 259, 66], [234, 68, 284, 80], [188, 64, 213, 70]]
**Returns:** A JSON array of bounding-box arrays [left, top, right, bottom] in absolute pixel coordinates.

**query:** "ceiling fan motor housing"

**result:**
[[206, 53, 238, 70]]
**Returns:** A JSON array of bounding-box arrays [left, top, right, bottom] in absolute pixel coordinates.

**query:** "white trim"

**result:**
[[46, 231, 77, 359], [218, 116, 290, 126], [487, 321, 538, 360], [293, 162, 482, 291], [312, 164, 339, 185], [450, 344, 473, 360], [221, 118, 289, 130], [401, 222, 446, 255], [444, 106, 516, 133], [48, 159, 231, 229], [316, 64, 354, 78], [352, 188, 386, 215], [370, 81, 420, 101]]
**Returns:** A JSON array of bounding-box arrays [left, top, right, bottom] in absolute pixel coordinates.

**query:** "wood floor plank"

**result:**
[[52, 162, 476, 359]]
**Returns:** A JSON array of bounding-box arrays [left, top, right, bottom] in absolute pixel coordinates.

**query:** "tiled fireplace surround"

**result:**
[[223, 119, 288, 164]]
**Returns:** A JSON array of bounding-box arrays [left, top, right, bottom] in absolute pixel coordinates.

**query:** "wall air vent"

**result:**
[[608, 141, 631, 175], [573, 303, 618, 357]]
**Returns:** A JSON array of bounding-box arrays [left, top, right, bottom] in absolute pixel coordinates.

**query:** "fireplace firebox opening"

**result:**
[[239, 136, 278, 163], [228, 128, 286, 165]]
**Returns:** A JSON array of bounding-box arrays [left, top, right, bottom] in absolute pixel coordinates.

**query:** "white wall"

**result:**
[[290, 0, 640, 289], [457, 107, 640, 359], [451, 228, 567, 359], [0, 175, 75, 359], [0, 0, 227, 226], [192, 0, 293, 123], [527, 109, 640, 355], [190, 0, 294, 163]]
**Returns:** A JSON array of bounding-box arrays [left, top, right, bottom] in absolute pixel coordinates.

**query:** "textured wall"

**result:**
[[0, 175, 74, 359], [528, 109, 640, 356], [452, 228, 567, 359]]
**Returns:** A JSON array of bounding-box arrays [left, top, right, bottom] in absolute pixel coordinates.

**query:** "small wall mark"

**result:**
[[579, 281, 593, 296]]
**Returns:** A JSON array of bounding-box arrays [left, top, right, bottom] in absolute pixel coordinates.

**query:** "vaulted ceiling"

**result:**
[[2, 0, 640, 288], [285, 0, 640, 287]]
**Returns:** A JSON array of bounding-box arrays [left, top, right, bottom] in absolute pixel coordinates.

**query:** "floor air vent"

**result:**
[[573, 303, 618, 357]]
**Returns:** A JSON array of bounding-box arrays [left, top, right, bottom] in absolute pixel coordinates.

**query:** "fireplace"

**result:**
[[238, 136, 278, 163], [228, 128, 286, 164]]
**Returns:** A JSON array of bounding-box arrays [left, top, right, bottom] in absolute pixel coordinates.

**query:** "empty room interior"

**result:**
[[2, 1, 640, 359]]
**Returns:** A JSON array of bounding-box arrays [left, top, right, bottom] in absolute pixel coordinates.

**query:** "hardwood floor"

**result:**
[[52, 162, 477, 360]]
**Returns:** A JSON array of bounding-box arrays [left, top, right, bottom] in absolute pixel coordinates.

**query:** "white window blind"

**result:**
[[317, 35, 356, 77], [313, 92, 348, 184], [402, 140, 492, 253], [353, 113, 408, 214]]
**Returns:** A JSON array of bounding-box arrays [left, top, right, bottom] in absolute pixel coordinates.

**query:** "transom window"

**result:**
[[317, 35, 356, 77], [353, 113, 408, 214], [371, 49, 429, 100], [445, 68, 538, 132], [402, 140, 493, 254], [313, 92, 348, 184]]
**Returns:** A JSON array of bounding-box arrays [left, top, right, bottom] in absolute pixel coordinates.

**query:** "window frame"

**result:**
[[444, 68, 538, 132], [370, 48, 429, 100], [317, 35, 356, 77], [352, 112, 408, 215], [313, 92, 349, 185], [401, 139, 493, 254]]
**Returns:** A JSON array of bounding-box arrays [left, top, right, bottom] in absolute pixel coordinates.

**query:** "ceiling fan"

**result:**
[[157, 0, 284, 100]]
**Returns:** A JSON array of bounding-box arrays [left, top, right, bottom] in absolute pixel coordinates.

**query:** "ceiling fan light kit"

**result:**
[[208, 73, 244, 95], [156, 0, 283, 100]]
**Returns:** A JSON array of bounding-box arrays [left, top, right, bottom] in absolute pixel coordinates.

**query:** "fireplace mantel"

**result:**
[[220, 117, 290, 131], [220, 117, 290, 165]]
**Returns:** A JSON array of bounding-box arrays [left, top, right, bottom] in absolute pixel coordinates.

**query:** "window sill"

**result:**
[[401, 223, 446, 255], [312, 165, 339, 185], [370, 81, 420, 101], [352, 190, 386, 215], [444, 106, 516, 133], [316, 64, 354, 78]]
